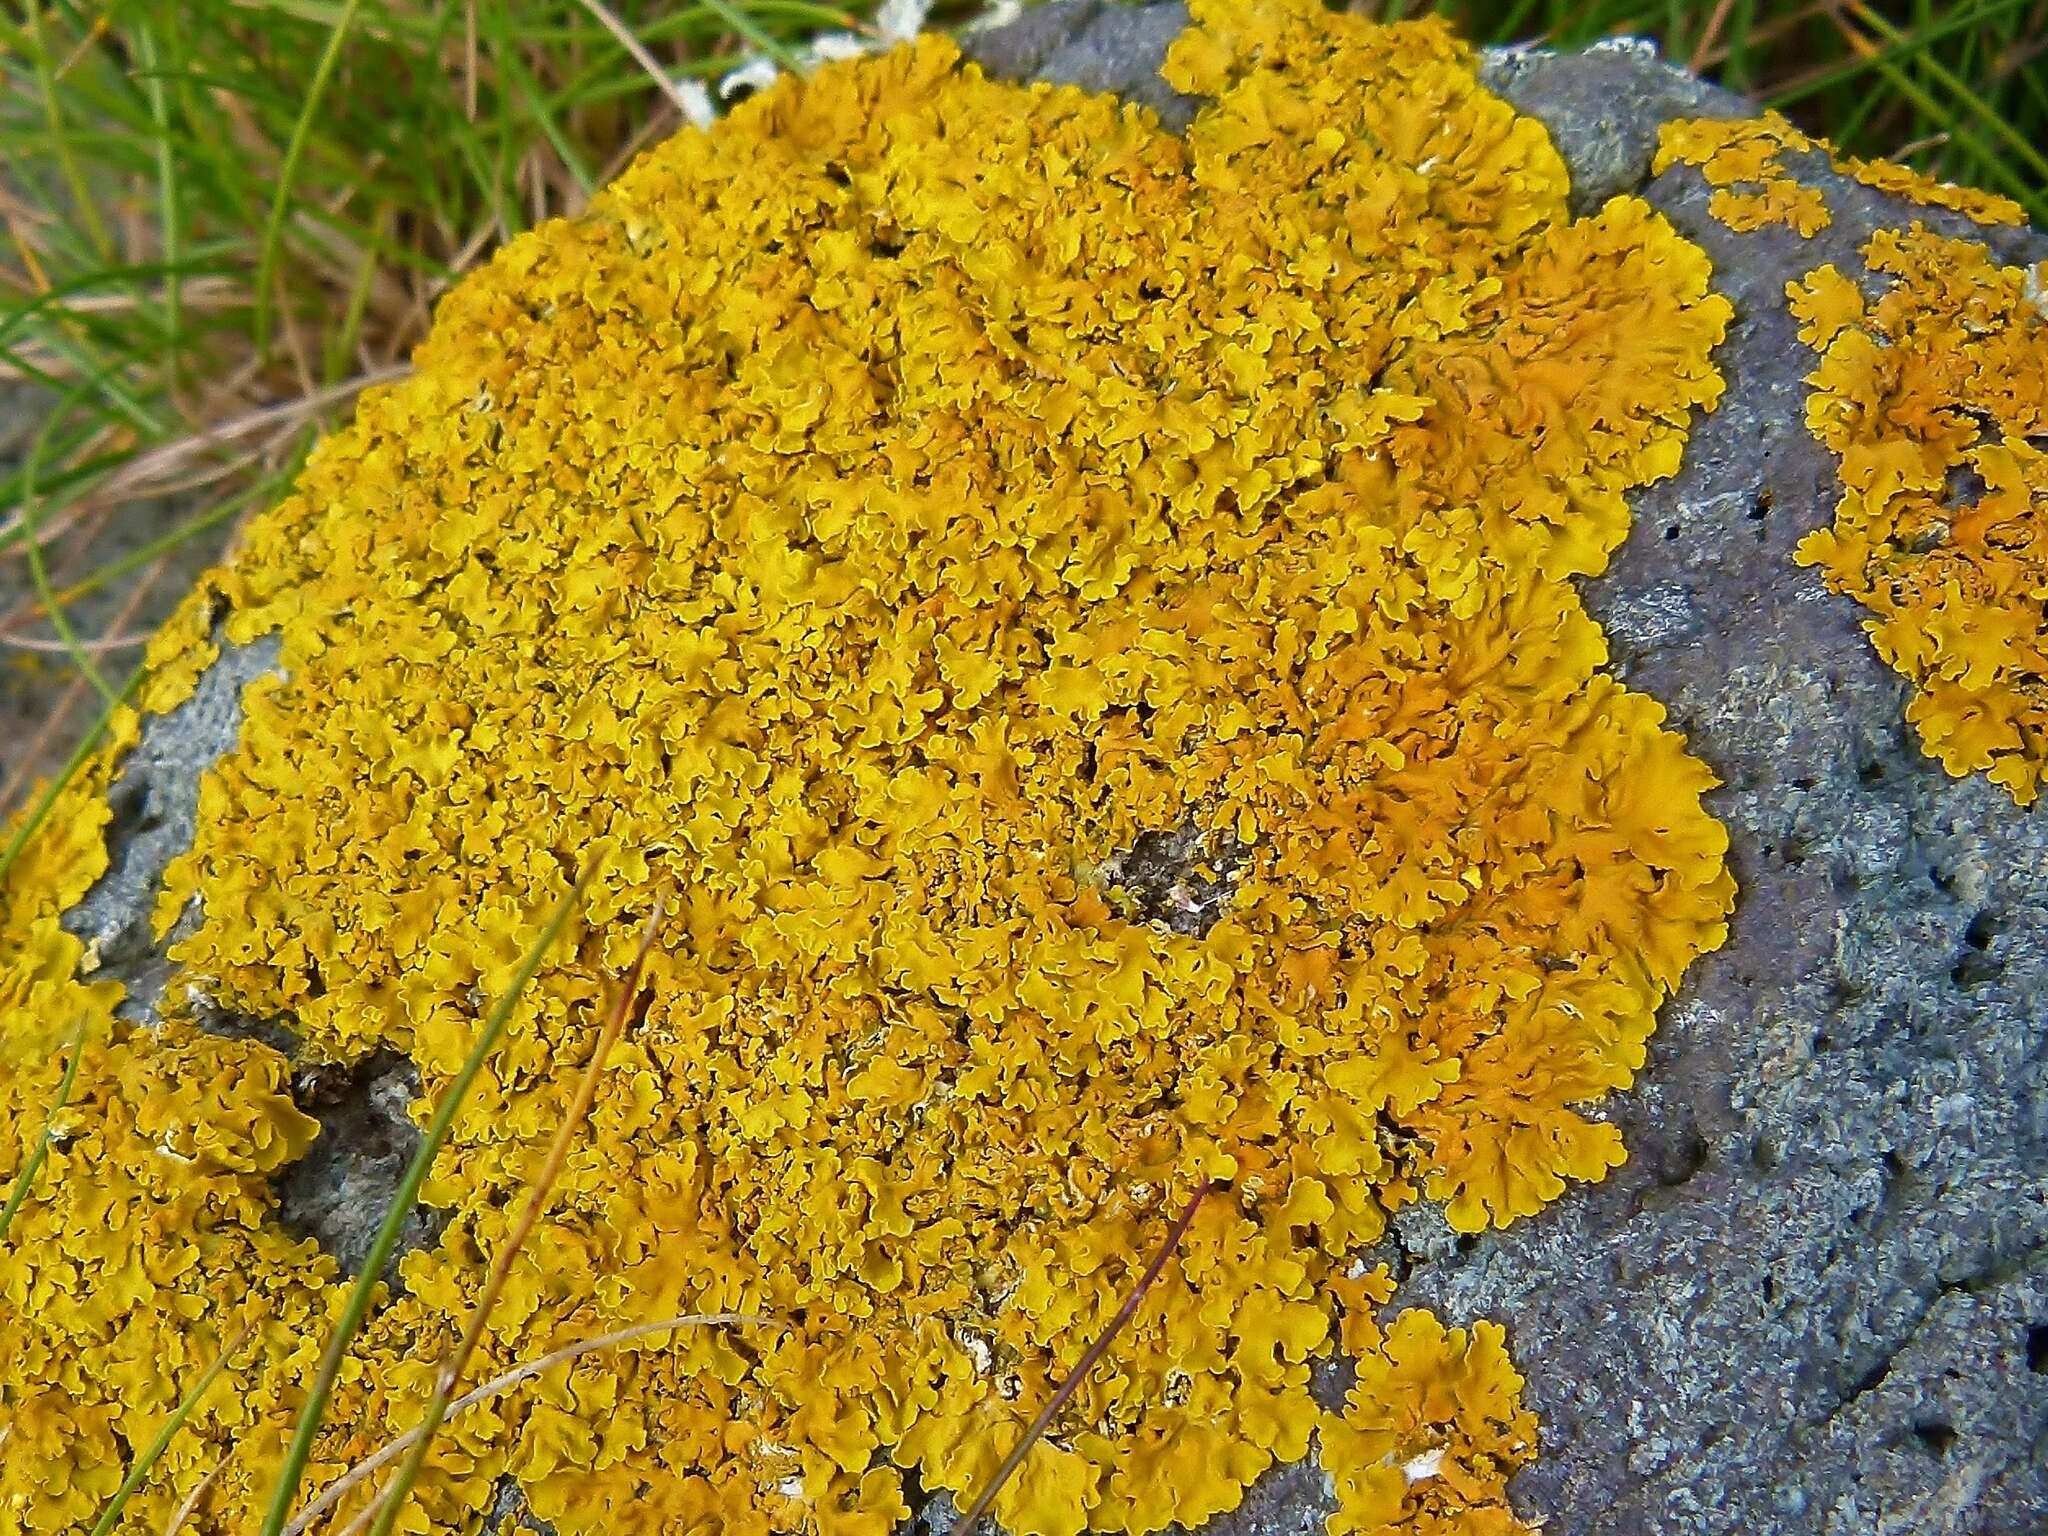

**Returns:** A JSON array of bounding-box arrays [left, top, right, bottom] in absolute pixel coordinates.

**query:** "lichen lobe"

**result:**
[[0, 4, 1743, 1536]]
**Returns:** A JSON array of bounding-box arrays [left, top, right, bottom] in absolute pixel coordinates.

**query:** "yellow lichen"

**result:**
[[1832, 153, 2026, 226], [1321, 1272, 1535, 1536], [1791, 228, 2048, 803], [1653, 113, 1832, 235], [1, 3, 1738, 1533], [1655, 111, 2026, 236]]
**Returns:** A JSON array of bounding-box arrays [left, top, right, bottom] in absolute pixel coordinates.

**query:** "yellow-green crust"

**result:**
[[1, 3, 1740, 1533]]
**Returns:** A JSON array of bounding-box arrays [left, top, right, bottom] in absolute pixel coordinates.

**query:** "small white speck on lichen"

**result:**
[[1403, 1448, 1447, 1484], [675, 78, 715, 128]]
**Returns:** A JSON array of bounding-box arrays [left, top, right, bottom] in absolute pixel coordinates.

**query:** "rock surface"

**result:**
[[51, 5, 2048, 1534], [970, 7, 2048, 1534]]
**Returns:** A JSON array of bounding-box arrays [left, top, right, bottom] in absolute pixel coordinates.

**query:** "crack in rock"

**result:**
[[63, 630, 282, 1023], [274, 1044, 445, 1281]]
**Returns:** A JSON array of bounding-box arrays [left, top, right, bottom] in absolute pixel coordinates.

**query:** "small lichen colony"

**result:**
[[1791, 231, 2048, 804], [2, 3, 1742, 1534], [1656, 107, 2048, 804], [1655, 111, 2027, 236]]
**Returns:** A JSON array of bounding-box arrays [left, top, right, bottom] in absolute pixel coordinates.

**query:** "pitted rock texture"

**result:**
[[979, 5, 2048, 1534], [48, 6, 2048, 1535], [54, 626, 445, 1278], [62, 628, 281, 1021]]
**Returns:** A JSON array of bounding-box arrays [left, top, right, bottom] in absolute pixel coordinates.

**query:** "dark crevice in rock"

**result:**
[[189, 995, 301, 1059], [1652, 1120, 1712, 1188], [181, 994, 441, 1280], [1095, 822, 1246, 937], [899, 1464, 953, 1536], [62, 628, 282, 1022], [274, 1045, 444, 1281], [1910, 1420, 1958, 1457], [1827, 1239, 2048, 1428]]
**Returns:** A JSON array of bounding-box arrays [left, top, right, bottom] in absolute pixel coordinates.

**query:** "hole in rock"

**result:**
[[106, 774, 163, 838], [1096, 822, 1247, 938], [1910, 1421, 1957, 1457], [1951, 941, 2003, 989], [275, 1047, 447, 1280], [1941, 461, 1988, 511], [1655, 1123, 1709, 1186]]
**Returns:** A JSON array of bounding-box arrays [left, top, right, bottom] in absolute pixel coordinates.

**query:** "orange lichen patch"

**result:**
[[1791, 227, 2048, 804], [1321, 1279, 1536, 1536], [1832, 153, 2026, 226], [1656, 112, 2026, 238], [0, 1, 1736, 1532], [1653, 114, 1831, 236]]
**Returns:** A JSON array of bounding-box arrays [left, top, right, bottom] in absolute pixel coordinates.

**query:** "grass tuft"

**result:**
[[0, 0, 875, 803]]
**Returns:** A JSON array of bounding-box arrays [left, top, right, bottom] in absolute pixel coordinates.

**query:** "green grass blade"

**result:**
[[85, 1324, 255, 1536], [1767, 0, 2031, 109], [23, 1, 113, 261], [251, 867, 596, 1536], [0, 1021, 88, 1243], [0, 655, 146, 885], [479, 5, 599, 199], [254, 0, 367, 355], [698, 0, 804, 71], [1846, 0, 2048, 193], [1852, 43, 2041, 210], [133, 16, 185, 394], [20, 381, 121, 705], [359, 903, 662, 1536], [45, 448, 298, 613]]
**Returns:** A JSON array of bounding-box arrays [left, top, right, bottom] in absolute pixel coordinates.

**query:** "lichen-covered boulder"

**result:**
[[3, 3, 2045, 1536]]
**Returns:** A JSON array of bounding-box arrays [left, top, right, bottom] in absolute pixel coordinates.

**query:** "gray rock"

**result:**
[[1401, 105, 2048, 1536], [52, 5, 2048, 1534], [54, 622, 446, 1280], [64, 626, 281, 1022], [963, 0, 1198, 130], [1476, 40, 1745, 214], [977, 5, 2048, 1534]]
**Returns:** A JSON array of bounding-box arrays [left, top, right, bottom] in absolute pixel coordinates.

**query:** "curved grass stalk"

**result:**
[[0, 1019, 88, 1243], [284, 1309, 770, 1536], [251, 866, 596, 1536]]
